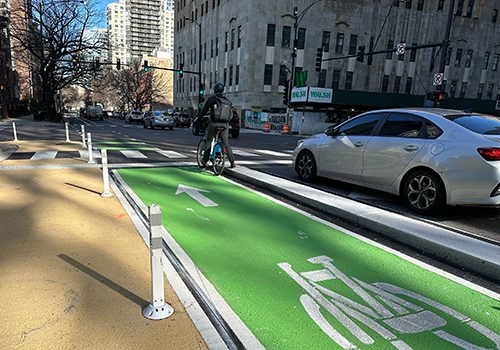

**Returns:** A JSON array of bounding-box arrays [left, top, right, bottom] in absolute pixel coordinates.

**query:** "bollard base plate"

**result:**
[[142, 302, 174, 320], [100, 191, 114, 197]]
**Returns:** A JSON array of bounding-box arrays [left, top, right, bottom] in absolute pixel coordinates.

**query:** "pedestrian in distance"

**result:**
[[198, 82, 236, 168]]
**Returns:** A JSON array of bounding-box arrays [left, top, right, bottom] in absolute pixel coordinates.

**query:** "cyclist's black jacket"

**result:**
[[198, 93, 227, 122]]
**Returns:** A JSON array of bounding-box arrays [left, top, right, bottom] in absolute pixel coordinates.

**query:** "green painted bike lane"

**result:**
[[117, 167, 500, 350]]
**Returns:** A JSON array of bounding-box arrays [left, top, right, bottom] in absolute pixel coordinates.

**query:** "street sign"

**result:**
[[433, 73, 444, 86], [396, 43, 406, 55]]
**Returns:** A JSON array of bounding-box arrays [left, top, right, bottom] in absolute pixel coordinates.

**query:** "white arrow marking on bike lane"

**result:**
[[175, 184, 218, 207]]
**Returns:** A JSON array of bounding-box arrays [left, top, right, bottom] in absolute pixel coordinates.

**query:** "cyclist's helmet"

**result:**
[[213, 82, 224, 93]]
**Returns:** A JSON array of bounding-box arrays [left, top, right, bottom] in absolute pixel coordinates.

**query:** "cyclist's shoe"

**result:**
[[230, 162, 236, 168], [199, 161, 207, 169]]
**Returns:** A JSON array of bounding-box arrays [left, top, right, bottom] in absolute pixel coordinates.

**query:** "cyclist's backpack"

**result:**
[[213, 96, 233, 122]]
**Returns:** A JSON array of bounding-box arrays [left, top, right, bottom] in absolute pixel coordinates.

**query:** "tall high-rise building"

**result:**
[[107, 0, 129, 65]]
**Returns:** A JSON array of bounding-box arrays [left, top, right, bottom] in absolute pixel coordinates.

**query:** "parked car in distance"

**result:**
[[293, 108, 500, 215], [143, 111, 174, 130], [112, 111, 121, 118], [191, 111, 240, 138], [174, 113, 191, 128], [125, 110, 144, 124], [86, 105, 103, 120]]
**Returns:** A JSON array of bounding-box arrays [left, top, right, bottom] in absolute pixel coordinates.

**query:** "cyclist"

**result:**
[[198, 82, 236, 168]]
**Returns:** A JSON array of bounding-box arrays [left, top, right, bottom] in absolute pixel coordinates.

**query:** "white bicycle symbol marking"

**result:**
[[278, 255, 500, 350]]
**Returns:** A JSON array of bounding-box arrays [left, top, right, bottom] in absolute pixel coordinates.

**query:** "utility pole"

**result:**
[[435, 0, 456, 107], [184, 17, 203, 107]]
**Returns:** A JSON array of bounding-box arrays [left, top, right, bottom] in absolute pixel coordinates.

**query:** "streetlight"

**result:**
[[183, 16, 203, 105]]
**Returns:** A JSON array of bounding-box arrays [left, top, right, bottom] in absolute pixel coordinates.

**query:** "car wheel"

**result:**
[[230, 130, 240, 139], [402, 169, 445, 215], [296, 150, 317, 182]]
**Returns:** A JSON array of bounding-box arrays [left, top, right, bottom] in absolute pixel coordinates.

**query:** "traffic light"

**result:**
[[199, 83, 204, 96], [72, 56, 77, 68], [315, 48, 323, 72], [116, 58, 121, 70], [95, 57, 100, 69], [434, 91, 448, 101], [179, 63, 184, 78], [357, 45, 365, 62], [283, 80, 290, 105], [143, 60, 148, 72], [0, 85, 3, 90]]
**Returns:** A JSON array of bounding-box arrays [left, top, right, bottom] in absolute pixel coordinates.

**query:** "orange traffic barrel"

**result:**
[[282, 124, 289, 134], [264, 122, 270, 132]]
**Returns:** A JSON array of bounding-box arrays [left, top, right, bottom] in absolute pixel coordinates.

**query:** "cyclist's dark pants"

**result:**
[[202, 121, 235, 164]]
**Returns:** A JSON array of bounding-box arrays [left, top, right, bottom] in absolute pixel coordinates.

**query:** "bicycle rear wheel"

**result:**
[[196, 139, 205, 167], [212, 142, 225, 175]]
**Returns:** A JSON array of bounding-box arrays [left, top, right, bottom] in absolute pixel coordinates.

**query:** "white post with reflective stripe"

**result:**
[[87, 132, 95, 164], [65, 122, 70, 142], [143, 204, 174, 320], [100, 149, 113, 197], [81, 125, 86, 147], [12, 122, 18, 142]]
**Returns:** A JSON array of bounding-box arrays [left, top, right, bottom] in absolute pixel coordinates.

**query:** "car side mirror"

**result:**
[[325, 127, 338, 137]]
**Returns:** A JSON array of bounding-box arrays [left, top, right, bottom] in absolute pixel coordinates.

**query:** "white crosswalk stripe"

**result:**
[[157, 150, 188, 158], [31, 151, 58, 160], [254, 150, 292, 157], [233, 150, 259, 157], [120, 150, 147, 158], [79, 150, 102, 159]]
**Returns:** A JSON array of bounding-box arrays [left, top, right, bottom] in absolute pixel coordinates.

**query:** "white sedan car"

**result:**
[[293, 108, 500, 215], [143, 111, 174, 130]]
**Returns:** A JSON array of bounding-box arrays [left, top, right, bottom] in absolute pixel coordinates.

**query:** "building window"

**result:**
[[235, 65, 239, 85], [465, 50, 473, 67], [204, 42, 207, 60], [450, 80, 458, 97], [348, 35, 358, 55], [460, 82, 467, 98], [264, 64, 273, 85], [438, 0, 444, 11], [483, 52, 490, 69], [225, 32, 229, 52], [223, 68, 227, 86], [455, 49, 463, 66], [266, 24, 276, 47], [216, 37, 219, 56], [487, 84, 494, 100], [466, 0, 474, 18], [211, 40, 214, 58], [477, 83, 484, 99], [456, 0, 464, 16], [279, 65, 287, 86], [332, 69, 340, 89], [231, 29, 235, 50], [238, 26, 241, 48], [282, 26, 291, 48], [417, 0, 424, 11], [493, 53, 500, 71], [229, 66, 233, 86], [322, 31, 330, 52], [405, 77, 413, 94], [297, 28, 306, 50], [405, 0, 412, 9], [445, 47, 452, 65], [393, 76, 401, 94], [318, 69, 327, 88], [201, 4, 203, 16], [345, 72, 353, 90], [493, 9, 499, 23], [335, 33, 344, 54], [381, 75, 390, 92], [410, 43, 418, 62], [386, 39, 394, 60]]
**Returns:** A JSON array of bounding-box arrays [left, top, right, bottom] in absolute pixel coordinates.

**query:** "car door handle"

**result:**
[[353, 142, 365, 147], [404, 145, 420, 151]]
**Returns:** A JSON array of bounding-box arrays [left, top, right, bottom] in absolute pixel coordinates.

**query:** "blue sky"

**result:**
[[95, 0, 115, 28]]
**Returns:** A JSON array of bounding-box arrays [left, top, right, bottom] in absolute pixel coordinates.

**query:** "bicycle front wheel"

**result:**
[[212, 142, 225, 176], [196, 139, 205, 168]]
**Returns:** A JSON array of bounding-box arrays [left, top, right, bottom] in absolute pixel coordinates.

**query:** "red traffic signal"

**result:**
[[116, 58, 121, 70], [0, 85, 4, 90]]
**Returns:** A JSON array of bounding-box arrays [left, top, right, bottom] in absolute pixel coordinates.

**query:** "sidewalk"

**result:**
[[0, 139, 210, 349]]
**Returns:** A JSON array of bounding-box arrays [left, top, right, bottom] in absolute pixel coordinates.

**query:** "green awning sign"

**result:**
[[291, 87, 308, 103], [291, 87, 333, 104]]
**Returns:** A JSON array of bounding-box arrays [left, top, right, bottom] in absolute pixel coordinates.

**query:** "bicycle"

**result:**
[[196, 126, 226, 175]]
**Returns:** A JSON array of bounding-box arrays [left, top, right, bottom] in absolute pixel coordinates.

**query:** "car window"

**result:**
[[378, 113, 424, 138], [426, 121, 443, 139], [446, 114, 500, 135], [338, 113, 384, 136]]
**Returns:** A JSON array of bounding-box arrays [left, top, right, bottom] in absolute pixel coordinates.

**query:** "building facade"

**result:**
[[173, 0, 500, 131], [107, 0, 130, 65]]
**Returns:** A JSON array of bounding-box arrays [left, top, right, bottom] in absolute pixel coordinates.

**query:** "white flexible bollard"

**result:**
[[81, 125, 86, 148], [12, 122, 18, 142], [100, 149, 113, 197], [87, 132, 95, 164], [65, 122, 70, 142], [143, 204, 174, 320]]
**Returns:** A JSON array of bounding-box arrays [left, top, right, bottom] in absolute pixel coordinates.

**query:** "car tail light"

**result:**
[[477, 148, 500, 161]]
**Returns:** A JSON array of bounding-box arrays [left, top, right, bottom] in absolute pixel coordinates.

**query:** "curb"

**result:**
[[227, 166, 500, 284]]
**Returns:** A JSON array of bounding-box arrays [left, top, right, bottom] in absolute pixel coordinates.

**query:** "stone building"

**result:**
[[173, 0, 500, 133]]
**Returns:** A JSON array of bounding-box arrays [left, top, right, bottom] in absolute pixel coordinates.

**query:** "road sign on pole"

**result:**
[[396, 43, 406, 55], [433, 73, 444, 86]]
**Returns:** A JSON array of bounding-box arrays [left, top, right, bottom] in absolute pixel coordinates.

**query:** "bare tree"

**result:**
[[10, 0, 108, 121]]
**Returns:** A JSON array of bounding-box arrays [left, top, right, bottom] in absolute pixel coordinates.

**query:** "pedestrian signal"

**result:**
[[315, 48, 323, 72]]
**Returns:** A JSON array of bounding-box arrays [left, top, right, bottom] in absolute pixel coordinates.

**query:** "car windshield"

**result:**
[[153, 111, 163, 116], [446, 114, 500, 135], [131, 111, 142, 116]]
